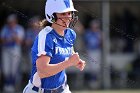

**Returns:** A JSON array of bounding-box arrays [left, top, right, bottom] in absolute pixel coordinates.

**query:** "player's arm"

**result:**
[[72, 46, 86, 71], [36, 53, 80, 78]]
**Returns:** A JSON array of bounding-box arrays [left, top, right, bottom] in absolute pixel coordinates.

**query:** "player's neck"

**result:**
[[51, 23, 66, 36]]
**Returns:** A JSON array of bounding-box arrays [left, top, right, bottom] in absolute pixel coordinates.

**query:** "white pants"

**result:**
[[2, 47, 21, 82], [23, 81, 71, 93], [87, 49, 101, 72], [2, 46, 21, 92]]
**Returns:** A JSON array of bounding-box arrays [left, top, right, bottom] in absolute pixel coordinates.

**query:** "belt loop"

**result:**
[[39, 88, 43, 93], [41, 89, 44, 93]]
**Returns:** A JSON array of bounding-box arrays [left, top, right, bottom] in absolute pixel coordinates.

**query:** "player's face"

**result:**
[[7, 19, 17, 28], [56, 11, 72, 27]]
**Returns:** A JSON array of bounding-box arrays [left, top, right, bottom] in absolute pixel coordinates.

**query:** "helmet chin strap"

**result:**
[[53, 14, 78, 29], [54, 17, 72, 28], [54, 22, 67, 28]]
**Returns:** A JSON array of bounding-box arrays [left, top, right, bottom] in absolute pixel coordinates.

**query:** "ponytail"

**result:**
[[39, 19, 52, 28]]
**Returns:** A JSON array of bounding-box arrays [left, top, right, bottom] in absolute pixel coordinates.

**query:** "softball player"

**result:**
[[23, 0, 86, 93]]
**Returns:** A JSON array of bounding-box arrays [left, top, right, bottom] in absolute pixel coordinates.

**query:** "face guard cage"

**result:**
[[69, 12, 78, 29], [52, 12, 78, 28]]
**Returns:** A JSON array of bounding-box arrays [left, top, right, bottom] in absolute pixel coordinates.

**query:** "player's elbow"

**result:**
[[36, 55, 51, 75], [36, 62, 53, 78], [36, 61, 46, 73]]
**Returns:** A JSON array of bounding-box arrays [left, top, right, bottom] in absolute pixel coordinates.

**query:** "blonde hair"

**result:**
[[39, 19, 52, 28]]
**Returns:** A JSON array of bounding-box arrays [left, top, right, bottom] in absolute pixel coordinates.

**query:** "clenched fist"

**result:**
[[76, 59, 86, 71]]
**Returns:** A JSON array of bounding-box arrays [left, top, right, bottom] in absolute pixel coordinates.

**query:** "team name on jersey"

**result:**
[[55, 47, 72, 55]]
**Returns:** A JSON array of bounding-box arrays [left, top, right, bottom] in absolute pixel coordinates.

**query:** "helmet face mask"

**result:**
[[51, 12, 78, 28], [69, 12, 78, 28], [45, 0, 78, 27]]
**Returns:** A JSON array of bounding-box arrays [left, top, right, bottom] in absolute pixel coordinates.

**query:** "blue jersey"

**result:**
[[84, 29, 101, 50], [30, 26, 76, 89], [1, 25, 24, 47]]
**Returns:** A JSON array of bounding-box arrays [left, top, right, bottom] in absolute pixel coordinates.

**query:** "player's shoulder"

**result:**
[[16, 24, 24, 30], [38, 26, 53, 37], [66, 28, 76, 38], [67, 28, 76, 34], [38, 26, 53, 35], [38, 26, 54, 41]]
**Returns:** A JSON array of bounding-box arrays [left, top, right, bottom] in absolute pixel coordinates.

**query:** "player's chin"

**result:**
[[66, 22, 70, 25]]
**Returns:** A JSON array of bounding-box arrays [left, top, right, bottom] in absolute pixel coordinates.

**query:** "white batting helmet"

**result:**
[[45, 0, 77, 23]]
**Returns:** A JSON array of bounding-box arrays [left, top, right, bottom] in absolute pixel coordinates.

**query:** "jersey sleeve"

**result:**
[[37, 30, 54, 57]]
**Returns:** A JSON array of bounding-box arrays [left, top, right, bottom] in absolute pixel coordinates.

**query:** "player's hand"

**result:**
[[67, 52, 80, 66], [76, 59, 86, 71]]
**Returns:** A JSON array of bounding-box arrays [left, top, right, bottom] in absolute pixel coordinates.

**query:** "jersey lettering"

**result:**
[[55, 47, 72, 55]]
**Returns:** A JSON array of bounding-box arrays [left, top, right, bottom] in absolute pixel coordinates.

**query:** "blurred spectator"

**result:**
[[74, 21, 85, 53], [121, 9, 136, 52], [83, 19, 102, 89], [128, 55, 140, 88], [134, 38, 140, 55], [110, 38, 126, 53], [0, 14, 24, 92], [22, 16, 41, 76], [113, 8, 136, 52], [0, 33, 2, 91], [129, 38, 140, 87], [0, 55, 2, 91], [25, 16, 41, 49]]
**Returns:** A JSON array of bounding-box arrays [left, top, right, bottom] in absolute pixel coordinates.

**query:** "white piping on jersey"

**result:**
[[32, 72, 41, 87], [37, 26, 53, 56]]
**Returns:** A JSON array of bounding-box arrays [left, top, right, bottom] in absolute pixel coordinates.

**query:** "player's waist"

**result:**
[[30, 72, 66, 89], [28, 80, 67, 93]]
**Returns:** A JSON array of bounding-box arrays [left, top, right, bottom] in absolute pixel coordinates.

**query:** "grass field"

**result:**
[[73, 90, 140, 93]]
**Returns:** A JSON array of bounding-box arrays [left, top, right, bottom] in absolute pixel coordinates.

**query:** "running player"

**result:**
[[23, 0, 86, 93]]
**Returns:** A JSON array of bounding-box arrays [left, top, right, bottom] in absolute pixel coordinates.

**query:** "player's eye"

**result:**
[[61, 12, 71, 16], [68, 12, 71, 15], [61, 13, 66, 16]]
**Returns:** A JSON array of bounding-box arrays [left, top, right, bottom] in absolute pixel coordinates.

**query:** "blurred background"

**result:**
[[0, 0, 140, 93]]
